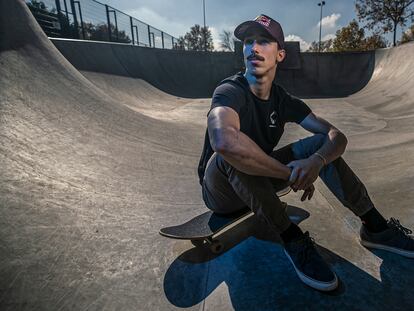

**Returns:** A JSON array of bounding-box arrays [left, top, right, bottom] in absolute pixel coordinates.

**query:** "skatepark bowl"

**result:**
[[2, 1, 414, 310]]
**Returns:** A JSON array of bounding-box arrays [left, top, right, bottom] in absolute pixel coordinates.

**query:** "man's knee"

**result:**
[[215, 152, 240, 177], [292, 133, 326, 159]]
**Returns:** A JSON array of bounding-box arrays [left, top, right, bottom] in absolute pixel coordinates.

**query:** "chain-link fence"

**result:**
[[26, 0, 179, 49]]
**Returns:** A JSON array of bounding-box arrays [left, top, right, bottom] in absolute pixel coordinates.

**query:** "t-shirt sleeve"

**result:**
[[283, 91, 312, 124], [207, 82, 246, 117]]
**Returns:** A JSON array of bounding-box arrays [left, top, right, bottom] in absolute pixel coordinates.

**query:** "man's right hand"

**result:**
[[287, 165, 315, 201], [300, 184, 315, 201]]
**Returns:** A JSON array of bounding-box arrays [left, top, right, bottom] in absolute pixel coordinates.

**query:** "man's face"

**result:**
[[243, 32, 285, 77]]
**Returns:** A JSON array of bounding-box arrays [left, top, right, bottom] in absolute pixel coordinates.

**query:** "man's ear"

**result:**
[[276, 49, 286, 63]]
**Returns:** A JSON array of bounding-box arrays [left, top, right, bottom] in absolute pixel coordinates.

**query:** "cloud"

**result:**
[[125, 7, 235, 51], [125, 7, 188, 38], [210, 27, 222, 51], [285, 34, 311, 51], [317, 13, 341, 29], [322, 33, 336, 41]]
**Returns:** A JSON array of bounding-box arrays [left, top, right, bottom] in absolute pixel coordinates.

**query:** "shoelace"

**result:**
[[388, 218, 413, 235]]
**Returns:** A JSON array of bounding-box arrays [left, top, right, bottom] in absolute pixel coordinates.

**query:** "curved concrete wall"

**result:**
[[52, 38, 375, 99], [277, 51, 375, 98]]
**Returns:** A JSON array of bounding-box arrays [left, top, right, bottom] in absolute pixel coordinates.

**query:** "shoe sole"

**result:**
[[360, 239, 414, 258], [283, 249, 338, 291]]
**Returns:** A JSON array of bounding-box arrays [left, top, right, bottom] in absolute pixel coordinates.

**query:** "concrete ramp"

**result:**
[[1, 1, 414, 310], [349, 42, 414, 118]]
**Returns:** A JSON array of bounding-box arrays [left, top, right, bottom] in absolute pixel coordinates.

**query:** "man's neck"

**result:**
[[243, 69, 276, 100]]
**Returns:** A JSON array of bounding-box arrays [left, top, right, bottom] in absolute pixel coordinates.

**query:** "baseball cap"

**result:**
[[234, 14, 285, 49]]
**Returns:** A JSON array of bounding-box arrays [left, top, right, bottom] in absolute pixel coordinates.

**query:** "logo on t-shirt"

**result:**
[[269, 111, 278, 128]]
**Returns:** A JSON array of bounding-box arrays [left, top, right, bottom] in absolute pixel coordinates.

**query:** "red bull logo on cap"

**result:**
[[254, 15, 271, 27]]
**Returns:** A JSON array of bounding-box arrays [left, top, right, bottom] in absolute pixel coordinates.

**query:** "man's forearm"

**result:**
[[310, 130, 348, 165], [217, 130, 291, 180]]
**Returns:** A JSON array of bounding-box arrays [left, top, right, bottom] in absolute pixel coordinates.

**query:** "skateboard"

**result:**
[[159, 187, 292, 254]]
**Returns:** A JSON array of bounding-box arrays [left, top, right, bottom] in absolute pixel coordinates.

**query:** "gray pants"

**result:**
[[201, 133, 374, 234]]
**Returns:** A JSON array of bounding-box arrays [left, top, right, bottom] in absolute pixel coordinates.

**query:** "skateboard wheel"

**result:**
[[191, 239, 204, 247], [210, 240, 223, 254]]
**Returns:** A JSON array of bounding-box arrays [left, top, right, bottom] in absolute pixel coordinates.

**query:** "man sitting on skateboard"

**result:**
[[197, 14, 414, 292]]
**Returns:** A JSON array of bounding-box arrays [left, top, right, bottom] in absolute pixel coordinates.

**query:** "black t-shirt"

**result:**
[[197, 72, 312, 185]]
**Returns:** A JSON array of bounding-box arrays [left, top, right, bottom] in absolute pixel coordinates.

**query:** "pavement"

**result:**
[[1, 1, 414, 310]]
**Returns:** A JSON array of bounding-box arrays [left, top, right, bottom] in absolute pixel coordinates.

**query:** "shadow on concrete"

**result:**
[[163, 207, 414, 310]]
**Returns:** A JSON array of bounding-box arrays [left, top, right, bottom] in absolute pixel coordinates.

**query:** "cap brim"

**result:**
[[234, 21, 273, 41]]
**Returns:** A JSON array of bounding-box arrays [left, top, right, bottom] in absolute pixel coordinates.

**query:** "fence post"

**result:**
[[69, 0, 79, 39], [74, 1, 85, 39], [130, 16, 134, 44], [62, 0, 70, 23], [161, 32, 164, 49], [147, 25, 151, 47], [113, 10, 119, 41], [55, 0, 63, 36], [55, 0, 61, 14], [105, 5, 111, 41], [133, 26, 139, 46]]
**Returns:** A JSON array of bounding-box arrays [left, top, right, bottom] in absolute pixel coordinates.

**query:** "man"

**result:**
[[197, 14, 414, 292]]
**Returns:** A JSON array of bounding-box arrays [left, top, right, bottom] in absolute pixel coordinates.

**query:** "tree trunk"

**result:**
[[393, 21, 397, 47]]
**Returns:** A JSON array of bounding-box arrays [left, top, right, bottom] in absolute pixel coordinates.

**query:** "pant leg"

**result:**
[[202, 149, 295, 234], [202, 152, 248, 215], [290, 133, 374, 217], [201, 133, 374, 233]]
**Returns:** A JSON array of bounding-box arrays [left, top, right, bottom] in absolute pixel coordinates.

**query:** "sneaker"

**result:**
[[359, 217, 414, 258], [283, 231, 338, 291]]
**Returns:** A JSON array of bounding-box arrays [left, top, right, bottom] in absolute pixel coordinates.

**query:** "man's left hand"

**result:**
[[287, 156, 324, 191]]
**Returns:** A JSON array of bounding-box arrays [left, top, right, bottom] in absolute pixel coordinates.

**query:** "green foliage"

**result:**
[[401, 23, 414, 43], [332, 20, 387, 51], [363, 32, 388, 49], [27, 0, 47, 10], [82, 22, 131, 43], [332, 20, 366, 51], [356, 0, 414, 46], [173, 37, 187, 50], [307, 39, 334, 52], [307, 20, 388, 52], [174, 24, 214, 51]]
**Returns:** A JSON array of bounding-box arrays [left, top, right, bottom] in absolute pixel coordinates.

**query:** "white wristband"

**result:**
[[314, 152, 327, 166]]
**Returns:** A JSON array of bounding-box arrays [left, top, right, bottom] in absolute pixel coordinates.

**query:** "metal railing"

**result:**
[[26, 0, 179, 49]]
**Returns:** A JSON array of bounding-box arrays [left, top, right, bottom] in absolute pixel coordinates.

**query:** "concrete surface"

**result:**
[[1, 0, 414, 310]]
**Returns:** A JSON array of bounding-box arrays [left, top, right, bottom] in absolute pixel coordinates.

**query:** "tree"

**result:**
[[401, 23, 414, 43], [27, 0, 45, 10], [199, 26, 214, 51], [307, 20, 387, 52], [356, 0, 414, 47], [173, 37, 187, 50], [81, 22, 131, 43], [332, 20, 365, 51], [219, 29, 235, 51], [363, 32, 388, 49], [307, 39, 334, 52], [330, 20, 387, 51], [174, 24, 213, 51]]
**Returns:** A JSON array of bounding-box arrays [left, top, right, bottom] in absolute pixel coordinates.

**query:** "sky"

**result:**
[[102, 0, 407, 51]]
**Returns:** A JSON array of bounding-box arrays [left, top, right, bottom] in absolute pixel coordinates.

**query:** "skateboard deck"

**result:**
[[159, 206, 255, 253], [160, 187, 292, 253], [160, 205, 253, 239]]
